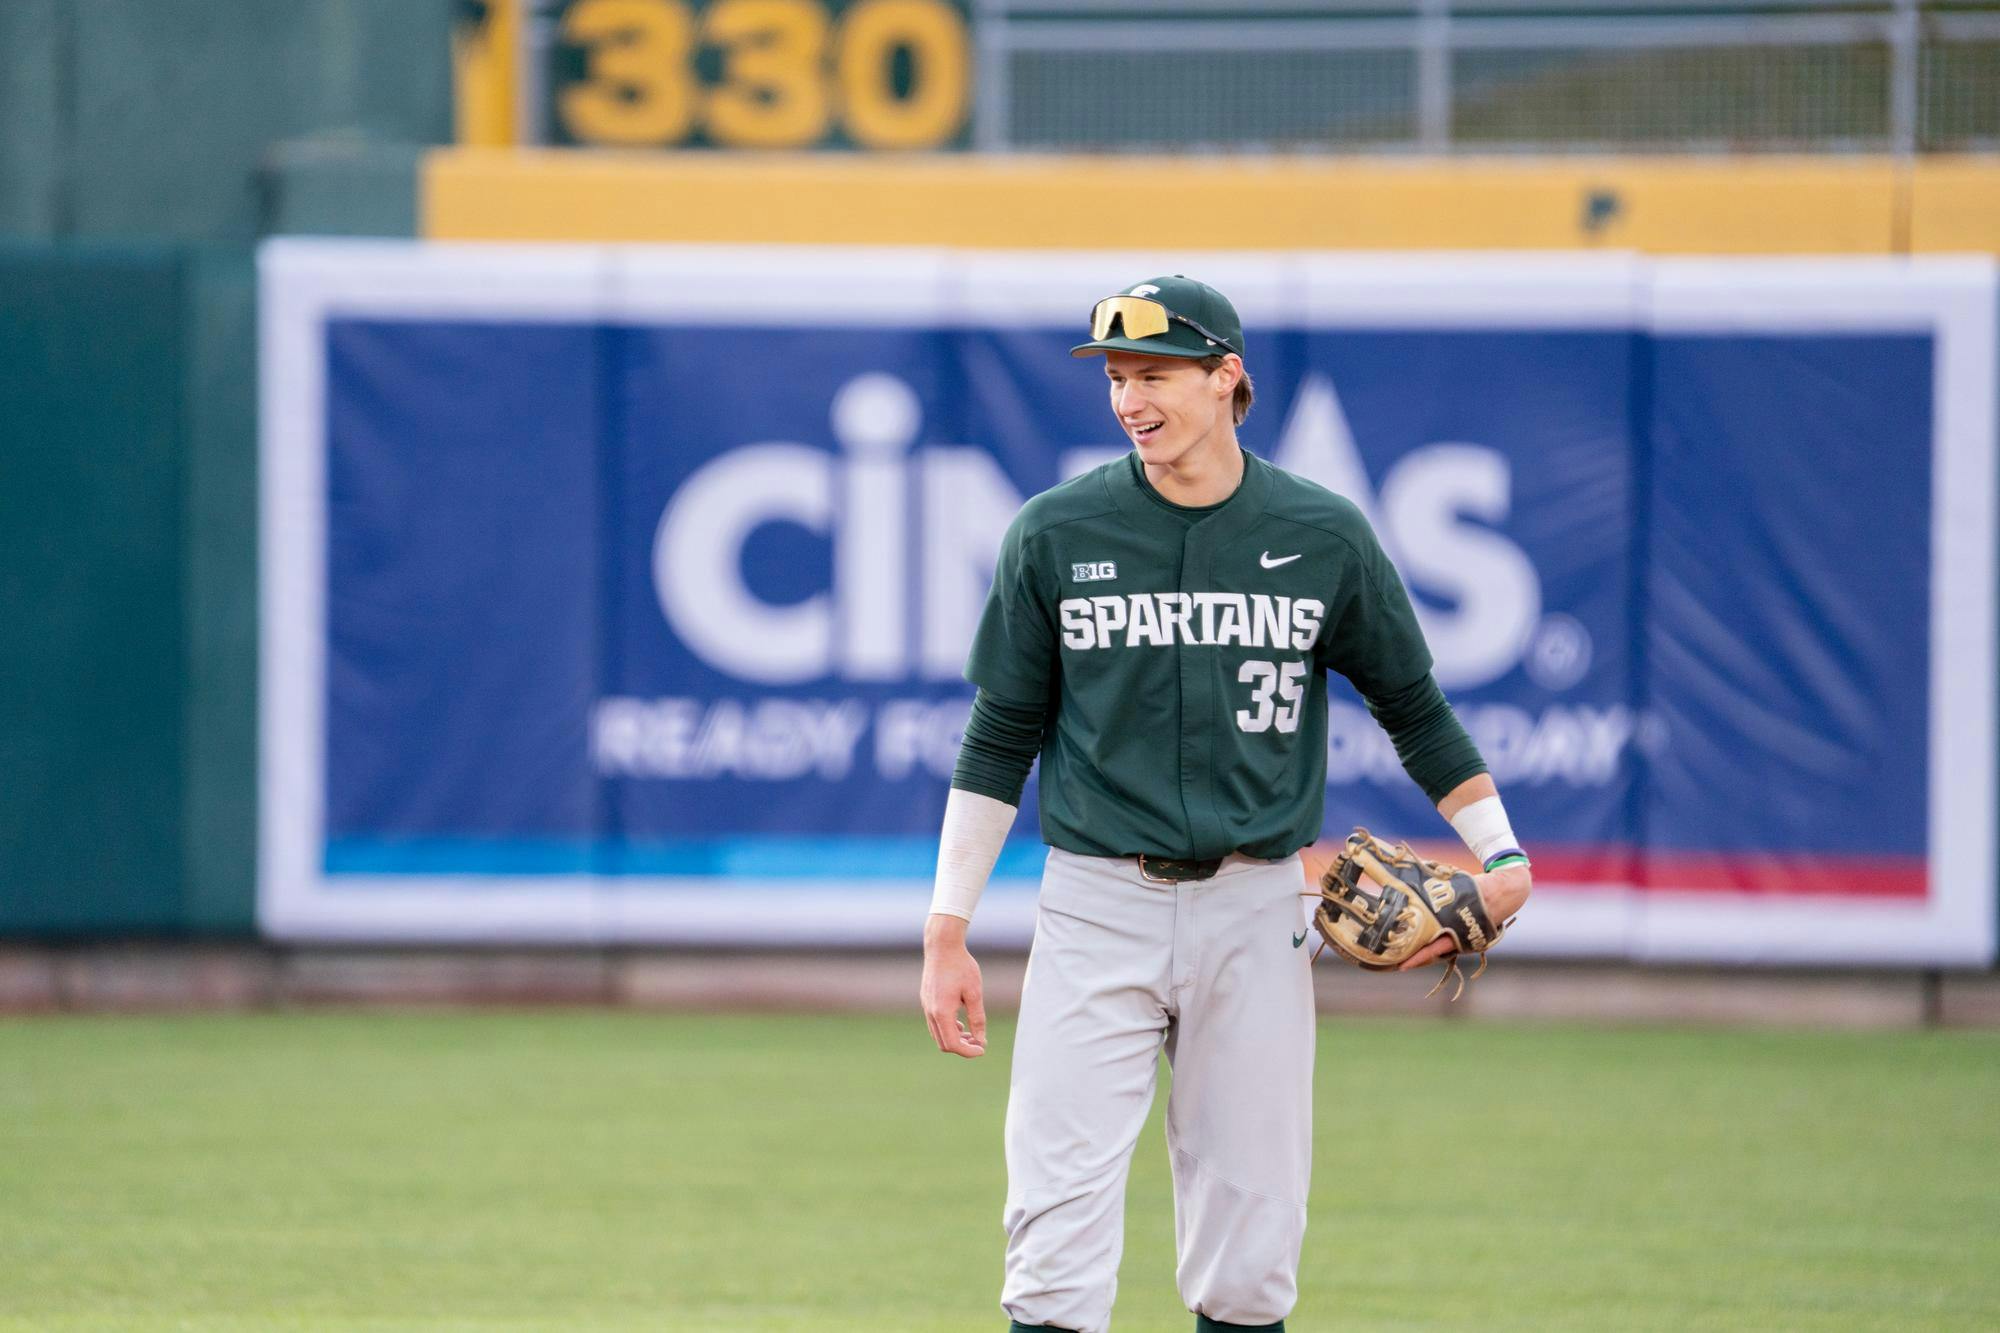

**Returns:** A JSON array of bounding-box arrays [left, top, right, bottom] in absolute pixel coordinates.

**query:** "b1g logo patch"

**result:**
[[1071, 561, 1118, 583]]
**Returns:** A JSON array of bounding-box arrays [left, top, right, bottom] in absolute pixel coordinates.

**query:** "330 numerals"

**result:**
[[557, 0, 970, 149]]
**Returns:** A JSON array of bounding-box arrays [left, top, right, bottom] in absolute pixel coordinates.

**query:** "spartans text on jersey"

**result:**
[[1057, 593, 1328, 651]]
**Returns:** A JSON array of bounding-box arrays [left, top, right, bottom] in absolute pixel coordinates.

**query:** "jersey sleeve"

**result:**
[[1366, 671, 1488, 803], [950, 688, 1047, 806], [963, 515, 1058, 703], [1316, 518, 1434, 697]]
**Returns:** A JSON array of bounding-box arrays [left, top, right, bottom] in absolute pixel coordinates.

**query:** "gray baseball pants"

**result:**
[[1001, 848, 1316, 1333]]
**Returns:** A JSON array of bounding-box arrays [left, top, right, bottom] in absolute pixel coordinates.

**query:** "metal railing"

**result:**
[[972, 0, 2000, 154]]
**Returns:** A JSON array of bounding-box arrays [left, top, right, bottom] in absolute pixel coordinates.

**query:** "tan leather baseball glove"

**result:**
[[1307, 828, 1514, 1000]]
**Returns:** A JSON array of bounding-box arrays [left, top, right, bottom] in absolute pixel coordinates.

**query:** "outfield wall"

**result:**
[[0, 244, 257, 937], [422, 151, 2000, 255], [259, 241, 1998, 966]]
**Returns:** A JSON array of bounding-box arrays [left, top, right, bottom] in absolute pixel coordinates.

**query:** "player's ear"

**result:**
[[1211, 354, 1243, 396]]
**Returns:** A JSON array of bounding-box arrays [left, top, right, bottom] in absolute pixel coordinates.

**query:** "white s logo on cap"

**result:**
[[1128, 283, 1161, 297]]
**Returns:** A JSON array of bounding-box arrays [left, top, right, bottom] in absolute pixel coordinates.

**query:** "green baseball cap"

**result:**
[[1070, 274, 1245, 361]]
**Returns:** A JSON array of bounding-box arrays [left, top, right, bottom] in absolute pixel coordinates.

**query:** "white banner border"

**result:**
[[258, 242, 1996, 964]]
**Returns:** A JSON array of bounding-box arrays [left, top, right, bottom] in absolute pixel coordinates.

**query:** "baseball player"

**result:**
[[919, 276, 1533, 1333]]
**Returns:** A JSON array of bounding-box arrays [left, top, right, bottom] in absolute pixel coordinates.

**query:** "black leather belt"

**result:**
[[1136, 854, 1226, 883]]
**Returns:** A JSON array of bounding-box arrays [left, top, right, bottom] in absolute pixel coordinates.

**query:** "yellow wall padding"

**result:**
[[1908, 158, 2000, 253], [423, 148, 1998, 255]]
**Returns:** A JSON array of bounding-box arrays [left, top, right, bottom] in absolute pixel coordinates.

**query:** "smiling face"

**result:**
[[1104, 350, 1242, 471]]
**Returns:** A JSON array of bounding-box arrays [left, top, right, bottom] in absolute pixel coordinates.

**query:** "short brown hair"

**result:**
[[1200, 354, 1254, 426]]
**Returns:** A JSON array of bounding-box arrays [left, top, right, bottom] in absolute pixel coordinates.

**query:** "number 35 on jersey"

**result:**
[[1056, 591, 1328, 737]]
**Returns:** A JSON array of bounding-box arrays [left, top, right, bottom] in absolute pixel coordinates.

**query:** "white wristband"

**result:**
[[1448, 795, 1526, 871], [928, 789, 1019, 922]]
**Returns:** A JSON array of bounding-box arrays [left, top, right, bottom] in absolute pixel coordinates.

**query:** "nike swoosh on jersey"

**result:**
[[1292, 930, 1308, 948], [1261, 551, 1303, 568]]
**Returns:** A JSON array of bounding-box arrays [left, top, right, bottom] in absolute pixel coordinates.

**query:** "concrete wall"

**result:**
[[0, 0, 451, 243]]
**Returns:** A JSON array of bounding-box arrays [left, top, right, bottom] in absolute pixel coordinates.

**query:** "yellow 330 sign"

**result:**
[[553, 0, 970, 150]]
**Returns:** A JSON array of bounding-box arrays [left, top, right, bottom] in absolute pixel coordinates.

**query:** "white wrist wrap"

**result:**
[[928, 789, 1018, 922], [1449, 795, 1524, 870]]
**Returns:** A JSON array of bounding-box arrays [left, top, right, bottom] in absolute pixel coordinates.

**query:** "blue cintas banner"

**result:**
[[260, 245, 1997, 963]]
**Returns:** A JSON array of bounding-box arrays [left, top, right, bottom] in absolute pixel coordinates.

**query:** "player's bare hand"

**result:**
[[1396, 862, 1532, 972], [921, 913, 987, 1058]]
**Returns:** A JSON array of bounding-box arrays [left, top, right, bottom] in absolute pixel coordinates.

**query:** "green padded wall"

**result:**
[[0, 2, 446, 936], [180, 249, 257, 933], [0, 246, 260, 935], [0, 245, 188, 931]]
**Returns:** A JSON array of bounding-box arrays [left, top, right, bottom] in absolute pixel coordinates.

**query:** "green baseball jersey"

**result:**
[[965, 449, 1433, 861]]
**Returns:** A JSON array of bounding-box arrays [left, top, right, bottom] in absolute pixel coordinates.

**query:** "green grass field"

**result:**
[[1, 1012, 1995, 1331]]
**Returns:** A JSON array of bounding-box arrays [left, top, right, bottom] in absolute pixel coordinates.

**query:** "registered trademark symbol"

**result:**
[[1525, 613, 1592, 691]]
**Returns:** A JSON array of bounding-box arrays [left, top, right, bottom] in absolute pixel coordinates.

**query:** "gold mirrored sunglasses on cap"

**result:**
[[1088, 296, 1238, 353]]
